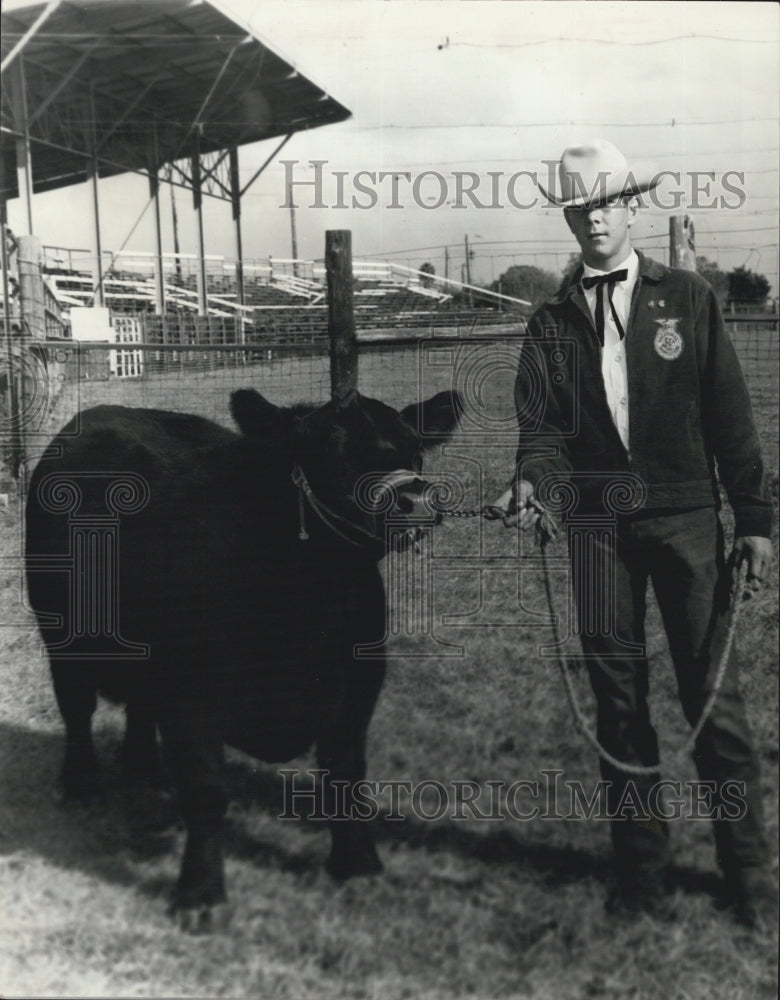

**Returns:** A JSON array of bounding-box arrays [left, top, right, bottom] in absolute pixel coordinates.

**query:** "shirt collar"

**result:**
[[548, 250, 667, 307], [581, 249, 639, 283]]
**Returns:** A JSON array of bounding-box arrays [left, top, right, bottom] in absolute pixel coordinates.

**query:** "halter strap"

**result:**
[[291, 464, 385, 549]]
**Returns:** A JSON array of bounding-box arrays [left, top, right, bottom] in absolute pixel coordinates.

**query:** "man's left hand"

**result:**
[[732, 535, 773, 594]]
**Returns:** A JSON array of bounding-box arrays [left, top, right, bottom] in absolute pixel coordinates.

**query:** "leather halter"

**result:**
[[291, 464, 420, 551]]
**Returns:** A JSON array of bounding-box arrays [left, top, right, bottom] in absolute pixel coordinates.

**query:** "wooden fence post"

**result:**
[[7, 233, 46, 488], [1, 223, 24, 480], [669, 215, 696, 271], [326, 230, 357, 403]]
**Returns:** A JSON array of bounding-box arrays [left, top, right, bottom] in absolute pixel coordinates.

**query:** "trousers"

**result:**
[[568, 505, 768, 878]]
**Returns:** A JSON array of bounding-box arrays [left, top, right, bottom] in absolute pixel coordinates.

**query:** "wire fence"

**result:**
[[38, 344, 331, 435], [27, 338, 521, 434], [724, 318, 779, 405], [2, 315, 777, 487]]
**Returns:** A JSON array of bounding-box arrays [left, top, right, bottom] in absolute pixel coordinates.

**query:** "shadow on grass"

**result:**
[[0, 721, 723, 904], [222, 756, 725, 899], [0, 720, 175, 892]]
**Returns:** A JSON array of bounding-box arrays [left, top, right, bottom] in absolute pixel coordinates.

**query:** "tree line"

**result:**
[[419, 255, 772, 312]]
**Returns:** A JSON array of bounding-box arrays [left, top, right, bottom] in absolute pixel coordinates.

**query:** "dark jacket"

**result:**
[[515, 252, 771, 537]]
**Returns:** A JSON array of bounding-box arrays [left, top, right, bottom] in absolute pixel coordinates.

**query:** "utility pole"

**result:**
[[669, 214, 696, 271], [464, 235, 473, 306], [289, 180, 299, 278]]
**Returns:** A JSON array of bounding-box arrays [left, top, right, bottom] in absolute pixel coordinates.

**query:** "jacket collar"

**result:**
[[549, 250, 668, 306]]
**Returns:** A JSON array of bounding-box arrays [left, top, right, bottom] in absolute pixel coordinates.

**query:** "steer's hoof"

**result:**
[[173, 902, 232, 935]]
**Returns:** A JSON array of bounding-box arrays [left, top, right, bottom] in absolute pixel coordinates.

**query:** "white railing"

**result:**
[[384, 262, 531, 308], [42, 248, 533, 317]]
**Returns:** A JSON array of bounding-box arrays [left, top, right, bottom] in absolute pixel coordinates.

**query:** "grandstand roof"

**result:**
[[0, 0, 351, 199]]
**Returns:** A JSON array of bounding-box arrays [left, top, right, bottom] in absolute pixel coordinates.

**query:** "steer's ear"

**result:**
[[230, 389, 285, 437], [400, 390, 463, 446]]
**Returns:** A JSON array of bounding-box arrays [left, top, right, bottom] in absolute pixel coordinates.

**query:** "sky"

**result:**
[[6, 0, 779, 291]]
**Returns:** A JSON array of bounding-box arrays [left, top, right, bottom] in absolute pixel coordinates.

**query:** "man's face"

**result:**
[[564, 197, 639, 270]]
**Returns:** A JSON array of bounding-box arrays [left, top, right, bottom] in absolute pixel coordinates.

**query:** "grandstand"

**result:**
[[40, 245, 531, 345]]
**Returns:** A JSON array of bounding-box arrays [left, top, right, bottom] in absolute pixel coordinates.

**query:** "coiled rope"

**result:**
[[439, 501, 749, 776]]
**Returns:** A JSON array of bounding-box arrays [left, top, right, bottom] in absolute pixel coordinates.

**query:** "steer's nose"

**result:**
[[393, 480, 443, 524]]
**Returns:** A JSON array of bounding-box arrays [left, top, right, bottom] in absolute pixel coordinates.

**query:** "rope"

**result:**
[[440, 498, 748, 777], [538, 531, 749, 777], [296, 478, 747, 776], [296, 481, 309, 541]]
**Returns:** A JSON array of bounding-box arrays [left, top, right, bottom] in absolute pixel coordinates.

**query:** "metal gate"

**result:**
[[111, 315, 144, 378]]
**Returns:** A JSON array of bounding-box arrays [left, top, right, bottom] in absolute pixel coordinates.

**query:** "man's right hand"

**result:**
[[487, 480, 540, 530]]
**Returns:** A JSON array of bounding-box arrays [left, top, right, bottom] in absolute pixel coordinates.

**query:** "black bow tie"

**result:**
[[581, 269, 628, 345]]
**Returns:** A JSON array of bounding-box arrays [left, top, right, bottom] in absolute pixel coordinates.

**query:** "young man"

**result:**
[[492, 139, 774, 925]]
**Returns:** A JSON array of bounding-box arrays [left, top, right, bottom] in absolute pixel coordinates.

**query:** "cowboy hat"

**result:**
[[538, 138, 659, 207]]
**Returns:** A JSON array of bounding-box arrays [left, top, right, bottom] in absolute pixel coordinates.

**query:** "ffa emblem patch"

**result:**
[[653, 318, 683, 360]]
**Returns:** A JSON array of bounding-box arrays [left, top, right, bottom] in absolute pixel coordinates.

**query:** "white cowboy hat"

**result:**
[[538, 138, 660, 207]]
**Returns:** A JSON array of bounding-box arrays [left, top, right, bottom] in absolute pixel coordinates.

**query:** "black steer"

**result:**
[[25, 388, 461, 926]]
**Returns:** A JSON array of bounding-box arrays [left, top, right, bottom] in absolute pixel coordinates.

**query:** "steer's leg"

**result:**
[[123, 699, 166, 787], [51, 662, 101, 801], [317, 656, 386, 881], [159, 705, 228, 929]]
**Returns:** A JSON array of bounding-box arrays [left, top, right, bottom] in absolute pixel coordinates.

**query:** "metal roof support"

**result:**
[[240, 133, 293, 198], [86, 85, 104, 308], [28, 42, 99, 127], [0, 0, 61, 75], [190, 131, 208, 318], [164, 164, 184, 286], [0, 124, 229, 202], [149, 124, 165, 315], [1, 2, 352, 203], [9, 60, 33, 235], [187, 41, 243, 142], [149, 173, 165, 315], [229, 146, 244, 313], [95, 76, 161, 153], [195, 148, 232, 200]]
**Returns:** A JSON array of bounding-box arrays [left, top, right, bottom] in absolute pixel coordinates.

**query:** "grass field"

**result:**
[[1, 339, 777, 1000]]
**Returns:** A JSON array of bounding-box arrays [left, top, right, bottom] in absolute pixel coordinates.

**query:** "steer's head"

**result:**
[[230, 388, 463, 555]]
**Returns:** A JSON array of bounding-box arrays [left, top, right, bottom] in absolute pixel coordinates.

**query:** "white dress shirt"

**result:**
[[581, 249, 638, 451]]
